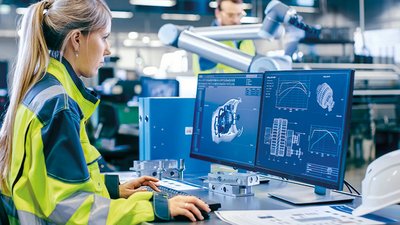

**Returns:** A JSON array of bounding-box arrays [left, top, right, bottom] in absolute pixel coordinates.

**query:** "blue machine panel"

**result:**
[[139, 97, 211, 174]]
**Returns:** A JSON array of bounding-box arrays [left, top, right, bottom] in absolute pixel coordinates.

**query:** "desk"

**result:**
[[148, 176, 400, 224]]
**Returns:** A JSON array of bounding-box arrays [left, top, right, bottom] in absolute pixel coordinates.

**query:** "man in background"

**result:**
[[193, 0, 256, 74]]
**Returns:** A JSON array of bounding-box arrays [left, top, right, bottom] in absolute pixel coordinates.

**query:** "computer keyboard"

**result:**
[[145, 181, 221, 211]]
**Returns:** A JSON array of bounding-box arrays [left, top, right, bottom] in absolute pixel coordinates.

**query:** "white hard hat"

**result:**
[[352, 150, 400, 216]]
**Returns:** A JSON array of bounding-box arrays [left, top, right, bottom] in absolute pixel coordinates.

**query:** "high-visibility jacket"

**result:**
[[0, 57, 170, 224], [192, 39, 256, 74]]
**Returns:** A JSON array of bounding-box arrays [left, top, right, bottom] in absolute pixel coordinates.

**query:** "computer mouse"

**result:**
[[173, 209, 210, 221]]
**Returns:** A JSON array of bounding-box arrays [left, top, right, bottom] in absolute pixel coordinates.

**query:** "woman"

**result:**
[[0, 0, 210, 224]]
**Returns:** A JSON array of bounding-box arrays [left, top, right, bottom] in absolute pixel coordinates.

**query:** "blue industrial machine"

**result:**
[[139, 97, 211, 174]]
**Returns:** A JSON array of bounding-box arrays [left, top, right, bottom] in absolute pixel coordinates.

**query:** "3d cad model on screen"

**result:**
[[316, 82, 335, 112], [212, 98, 244, 144], [263, 118, 304, 160]]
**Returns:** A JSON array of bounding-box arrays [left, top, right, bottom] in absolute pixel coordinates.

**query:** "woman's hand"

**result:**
[[119, 176, 160, 198], [168, 195, 211, 222]]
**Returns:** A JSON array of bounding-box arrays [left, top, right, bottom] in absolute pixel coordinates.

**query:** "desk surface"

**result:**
[[147, 175, 400, 225]]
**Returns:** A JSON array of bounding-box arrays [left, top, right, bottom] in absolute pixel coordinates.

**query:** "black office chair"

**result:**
[[95, 102, 136, 171]]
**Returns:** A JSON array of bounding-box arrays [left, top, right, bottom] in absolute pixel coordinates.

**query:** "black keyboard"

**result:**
[[148, 185, 221, 211]]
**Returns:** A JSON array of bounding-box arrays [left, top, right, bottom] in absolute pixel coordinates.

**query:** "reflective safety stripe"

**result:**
[[18, 210, 52, 225], [16, 197, 111, 225], [88, 195, 110, 225], [0, 194, 18, 218], [48, 191, 91, 224], [28, 85, 66, 115]]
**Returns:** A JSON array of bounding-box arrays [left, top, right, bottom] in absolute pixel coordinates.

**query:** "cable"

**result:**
[[288, 15, 320, 36], [344, 182, 352, 194], [344, 180, 361, 195]]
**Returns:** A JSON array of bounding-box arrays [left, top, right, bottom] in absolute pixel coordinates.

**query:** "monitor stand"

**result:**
[[268, 186, 355, 205]]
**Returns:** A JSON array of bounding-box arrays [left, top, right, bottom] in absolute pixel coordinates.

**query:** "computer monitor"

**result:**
[[140, 77, 179, 97], [190, 73, 263, 170], [190, 70, 355, 204], [255, 69, 354, 204], [98, 67, 115, 85]]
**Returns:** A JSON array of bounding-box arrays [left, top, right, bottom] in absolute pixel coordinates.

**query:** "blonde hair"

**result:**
[[0, 0, 111, 187]]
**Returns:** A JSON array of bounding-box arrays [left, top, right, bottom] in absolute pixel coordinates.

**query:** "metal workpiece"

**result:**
[[177, 30, 253, 72]]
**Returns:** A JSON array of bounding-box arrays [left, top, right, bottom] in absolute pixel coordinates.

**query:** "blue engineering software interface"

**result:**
[[191, 73, 263, 169], [191, 70, 354, 191], [255, 70, 354, 190]]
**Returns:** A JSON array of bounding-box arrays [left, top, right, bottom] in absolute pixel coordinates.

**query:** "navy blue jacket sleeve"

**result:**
[[104, 175, 120, 199], [41, 109, 90, 183]]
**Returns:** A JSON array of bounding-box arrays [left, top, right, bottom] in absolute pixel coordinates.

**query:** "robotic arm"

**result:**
[[158, 0, 319, 72]]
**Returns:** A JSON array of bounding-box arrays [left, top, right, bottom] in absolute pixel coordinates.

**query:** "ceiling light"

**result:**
[[111, 11, 133, 19], [123, 39, 134, 47], [142, 36, 150, 44], [209, 1, 252, 9], [16, 7, 27, 15], [142, 66, 159, 76], [150, 40, 163, 47], [0, 5, 11, 14], [161, 13, 201, 21], [296, 0, 315, 7], [128, 32, 139, 39], [130, 0, 176, 7], [0, 30, 17, 38], [292, 6, 318, 13]]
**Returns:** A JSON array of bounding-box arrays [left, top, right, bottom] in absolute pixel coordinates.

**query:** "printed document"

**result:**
[[215, 205, 395, 225]]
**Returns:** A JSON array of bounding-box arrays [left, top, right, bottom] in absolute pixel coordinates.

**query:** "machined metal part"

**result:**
[[208, 172, 260, 186], [131, 159, 183, 179], [208, 182, 254, 197]]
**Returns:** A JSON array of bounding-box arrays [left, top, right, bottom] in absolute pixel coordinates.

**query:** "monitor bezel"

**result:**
[[190, 72, 264, 172], [254, 69, 354, 191]]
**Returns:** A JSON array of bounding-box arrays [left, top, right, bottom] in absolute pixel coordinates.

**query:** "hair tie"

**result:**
[[43, 0, 54, 10]]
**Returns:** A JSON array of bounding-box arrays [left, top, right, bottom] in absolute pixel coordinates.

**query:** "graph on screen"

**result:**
[[276, 80, 310, 110]]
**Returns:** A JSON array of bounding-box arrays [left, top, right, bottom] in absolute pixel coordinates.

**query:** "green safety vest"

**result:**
[[1, 57, 169, 224], [192, 39, 256, 74]]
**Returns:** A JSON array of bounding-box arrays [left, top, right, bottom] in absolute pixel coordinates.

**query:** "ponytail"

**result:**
[[0, 1, 50, 188], [0, 0, 111, 188]]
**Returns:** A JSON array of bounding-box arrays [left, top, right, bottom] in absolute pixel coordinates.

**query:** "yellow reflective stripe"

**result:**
[[88, 195, 110, 225], [48, 191, 90, 224], [47, 192, 110, 224]]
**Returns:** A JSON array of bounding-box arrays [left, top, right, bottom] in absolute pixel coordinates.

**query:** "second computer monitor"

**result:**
[[255, 70, 354, 191], [191, 73, 263, 170], [140, 77, 179, 97]]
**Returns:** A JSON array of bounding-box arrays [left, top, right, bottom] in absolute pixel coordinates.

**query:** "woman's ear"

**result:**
[[69, 30, 81, 53]]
